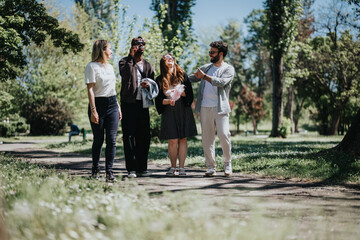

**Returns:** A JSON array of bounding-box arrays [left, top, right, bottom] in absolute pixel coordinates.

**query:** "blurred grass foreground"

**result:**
[[0, 133, 359, 239]]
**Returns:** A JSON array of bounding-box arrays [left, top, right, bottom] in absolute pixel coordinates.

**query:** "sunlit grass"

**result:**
[[40, 132, 360, 183]]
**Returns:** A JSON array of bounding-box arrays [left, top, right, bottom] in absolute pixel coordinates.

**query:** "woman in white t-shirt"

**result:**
[[85, 40, 122, 182]]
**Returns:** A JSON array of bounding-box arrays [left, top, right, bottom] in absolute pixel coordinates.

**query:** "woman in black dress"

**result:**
[[155, 54, 197, 176]]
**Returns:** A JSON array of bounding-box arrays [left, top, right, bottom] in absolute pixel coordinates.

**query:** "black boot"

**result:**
[[91, 166, 100, 179], [106, 171, 117, 182]]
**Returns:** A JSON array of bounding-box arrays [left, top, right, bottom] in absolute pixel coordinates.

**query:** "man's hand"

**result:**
[[129, 45, 138, 57], [140, 81, 150, 89], [194, 67, 205, 79]]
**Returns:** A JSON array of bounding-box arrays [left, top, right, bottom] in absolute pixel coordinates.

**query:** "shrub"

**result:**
[[279, 117, 292, 138], [149, 107, 161, 138], [22, 96, 73, 135], [0, 122, 15, 137], [0, 119, 29, 137]]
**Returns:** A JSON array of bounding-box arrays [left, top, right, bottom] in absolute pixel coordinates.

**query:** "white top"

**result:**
[[136, 62, 144, 100], [85, 62, 117, 97], [201, 65, 220, 107]]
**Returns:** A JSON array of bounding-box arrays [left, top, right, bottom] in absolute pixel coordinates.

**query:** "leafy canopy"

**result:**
[[0, 0, 84, 82]]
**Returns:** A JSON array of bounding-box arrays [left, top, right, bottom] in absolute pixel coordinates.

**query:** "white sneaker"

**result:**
[[128, 171, 137, 178], [224, 162, 232, 177], [204, 168, 216, 177]]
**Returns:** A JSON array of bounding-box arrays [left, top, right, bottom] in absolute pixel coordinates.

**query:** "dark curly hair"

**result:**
[[131, 36, 145, 46], [210, 41, 228, 58]]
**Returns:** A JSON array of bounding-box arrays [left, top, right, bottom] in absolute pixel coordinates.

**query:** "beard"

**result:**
[[134, 50, 143, 58], [210, 53, 220, 63]]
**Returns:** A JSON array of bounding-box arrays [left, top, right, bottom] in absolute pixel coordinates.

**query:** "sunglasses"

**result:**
[[135, 41, 146, 46], [164, 55, 175, 61], [209, 50, 219, 55]]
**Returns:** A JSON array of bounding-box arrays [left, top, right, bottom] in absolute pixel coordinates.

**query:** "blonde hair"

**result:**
[[91, 40, 109, 63]]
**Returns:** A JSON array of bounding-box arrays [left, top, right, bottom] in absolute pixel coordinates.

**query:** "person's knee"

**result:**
[[168, 139, 178, 146]]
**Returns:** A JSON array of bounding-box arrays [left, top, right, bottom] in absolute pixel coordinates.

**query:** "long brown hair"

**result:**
[[91, 40, 109, 63], [159, 54, 184, 92]]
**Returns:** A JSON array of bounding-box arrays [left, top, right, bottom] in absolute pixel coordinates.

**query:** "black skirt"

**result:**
[[159, 98, 197, 140]]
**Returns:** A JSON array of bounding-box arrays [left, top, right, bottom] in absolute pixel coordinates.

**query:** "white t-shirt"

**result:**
[[85, 62, 117, 97], [136, 62, 144, 100], [201, 65, 220, 107]]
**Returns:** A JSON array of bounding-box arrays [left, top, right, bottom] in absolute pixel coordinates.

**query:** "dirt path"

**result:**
[[1, 140, 360, 236]]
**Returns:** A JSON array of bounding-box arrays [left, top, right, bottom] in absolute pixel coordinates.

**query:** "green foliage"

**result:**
[[0, 0, 84, 82], [149, 107, 161, 140], [0, 119, 29, 137], [244, 10, 272, 97], [305, 30, 360, 135], [150, 0, 201, 72], [264, 0, 302, 54], [150, 0, 196, 55], [279, 117, 292, 138], [22, 96, 73, 135], [264, 0, 302, 137]]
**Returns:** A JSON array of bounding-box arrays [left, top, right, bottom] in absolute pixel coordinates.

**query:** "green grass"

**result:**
[[40, 132, 360, 183], [1, 154, 359, 239]]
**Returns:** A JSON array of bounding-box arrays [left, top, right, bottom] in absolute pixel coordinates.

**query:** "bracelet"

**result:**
[[91, 106, 96, 110]]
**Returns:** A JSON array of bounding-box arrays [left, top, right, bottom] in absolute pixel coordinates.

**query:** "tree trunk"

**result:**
[[332, 109, 360, 157], [293, 97, 306, 133], [236, 114, 240, 133], [329, 108, 342, 135], [286, 85, 294, 134], [251, 115, 257, 135], [270, 52, 284, 137]]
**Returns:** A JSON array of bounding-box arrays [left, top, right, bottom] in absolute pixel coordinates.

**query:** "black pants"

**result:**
[[88, 96, 119, 173], [121, 100, 150, 173]]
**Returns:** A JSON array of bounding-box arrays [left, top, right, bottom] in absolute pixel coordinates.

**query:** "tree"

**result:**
[[244, 9, 272, 98], [0, 0, 83, 82], [150, 0, 196, 59], [220, 20, 247, 132], [287, 0, 315, 133], [308, 32, 360, 135], [237, 87, 266, 134], [264, 0, 302, 137], [324, 0, 360, 157]]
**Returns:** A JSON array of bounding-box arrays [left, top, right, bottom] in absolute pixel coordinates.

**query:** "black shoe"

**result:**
[[106, 171, 117, 182], [91, 167, 100, 179], [137, 171, 152, 177]]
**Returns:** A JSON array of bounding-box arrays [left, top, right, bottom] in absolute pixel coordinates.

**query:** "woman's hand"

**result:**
[[163, 99, 175, 106], [91, 110, 99, 124], [118, 108, 122, 120]]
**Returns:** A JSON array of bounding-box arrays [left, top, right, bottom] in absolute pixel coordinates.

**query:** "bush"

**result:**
[[149, 107, 161, 138], [22, 96, 73, 135], [0, 122, 15, 137], [0, 119, 29, 137], [279, 117, 292, 138]]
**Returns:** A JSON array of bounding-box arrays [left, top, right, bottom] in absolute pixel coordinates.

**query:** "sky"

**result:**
[[58, 0, 330, 37]]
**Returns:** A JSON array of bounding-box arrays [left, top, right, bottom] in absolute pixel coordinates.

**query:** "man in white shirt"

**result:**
[[189, 41, 235, 177]]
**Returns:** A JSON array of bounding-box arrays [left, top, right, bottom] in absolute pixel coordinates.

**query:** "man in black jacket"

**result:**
[[119, 36, 155, 178]]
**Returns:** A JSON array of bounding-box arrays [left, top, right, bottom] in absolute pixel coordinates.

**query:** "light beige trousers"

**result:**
[[200, 107, 231, 169]]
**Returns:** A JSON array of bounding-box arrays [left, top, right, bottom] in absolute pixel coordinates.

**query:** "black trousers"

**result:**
[[121, 100, 150, 172], [88, 96, 119, 173]]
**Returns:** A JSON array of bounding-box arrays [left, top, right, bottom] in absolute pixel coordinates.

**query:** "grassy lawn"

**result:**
[[41, 132, 360, 183], [1, 154, 359, 239]]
